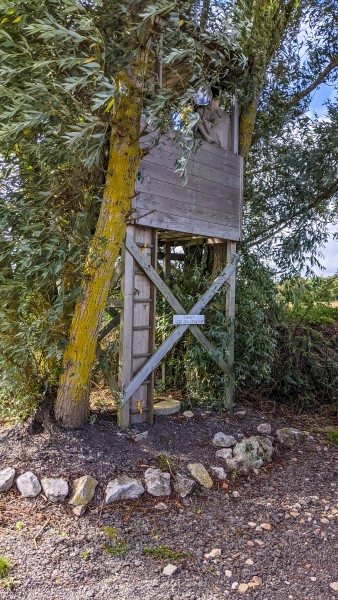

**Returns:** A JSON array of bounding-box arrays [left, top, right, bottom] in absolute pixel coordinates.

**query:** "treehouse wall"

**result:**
[[132, 138, 243, 241]]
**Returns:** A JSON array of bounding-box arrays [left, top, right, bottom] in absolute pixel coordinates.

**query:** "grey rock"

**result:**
[[73, 505, 87, 517], [41, 478, 69, 502], [213, 432, 237, 447], [276, 427, 305, 448], [134, 431, 148, 442], [155, 502, 168, 510], [105, 476, 144, 503], [187, 463, 213, 489], [16, 471, 41, 498], [68, 475, 98, 506], [257, 423, 272, 435], [174, 473, 196, 498], [144, 468, 171, 497], [215, 448, 233, 461], [183, 411, 194, 418], [226, 436, 273, 474], [0, 467, 15, 493], [162, 564, 177, 576], [210, 466, 227, 480]]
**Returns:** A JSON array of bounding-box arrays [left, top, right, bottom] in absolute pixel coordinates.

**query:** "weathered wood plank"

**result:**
[[139, 159, 241, 193], [134, 208, 240, 241], [121, 253, 238, 405], [133, 194, 239, 225], [225, 241, 237, 409], [142, 146, 241, 179], [135, 175, 239, 211], [118, 226, 135, 428]]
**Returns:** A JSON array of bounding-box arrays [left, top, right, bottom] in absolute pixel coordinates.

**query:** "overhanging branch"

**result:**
[[287, 58, 338, 108]]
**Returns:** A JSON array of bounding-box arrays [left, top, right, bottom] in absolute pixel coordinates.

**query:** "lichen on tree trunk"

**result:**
[[55, 78, 142, 428]]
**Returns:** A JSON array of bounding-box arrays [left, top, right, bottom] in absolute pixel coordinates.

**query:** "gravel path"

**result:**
[[0, 410, 337, 599]]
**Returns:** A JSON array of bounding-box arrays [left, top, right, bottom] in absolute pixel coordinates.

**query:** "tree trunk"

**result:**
[[55, 78, 142, 428]]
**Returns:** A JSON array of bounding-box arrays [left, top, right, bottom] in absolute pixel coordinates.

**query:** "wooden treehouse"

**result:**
[[97, 102, 243, 429]]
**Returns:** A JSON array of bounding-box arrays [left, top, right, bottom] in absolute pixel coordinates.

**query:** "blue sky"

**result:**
[[308, 83, 337, 276]]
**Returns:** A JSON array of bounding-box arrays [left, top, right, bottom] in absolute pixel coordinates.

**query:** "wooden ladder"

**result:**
[[118, 224, 157, 427]]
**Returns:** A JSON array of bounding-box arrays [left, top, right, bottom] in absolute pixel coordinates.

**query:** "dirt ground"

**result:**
[[0, 407, 337, 599]]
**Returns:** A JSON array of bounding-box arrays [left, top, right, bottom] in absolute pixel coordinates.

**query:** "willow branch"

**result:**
[[288, 58, 338, 108]]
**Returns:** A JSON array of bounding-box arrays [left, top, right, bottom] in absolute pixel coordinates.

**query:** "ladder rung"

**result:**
[[130, 408, 151, 414], [134, 298, 153, 303], [133, 353, 152, 358], [135, 242, 154, 248], [133, 326, 151, 331]]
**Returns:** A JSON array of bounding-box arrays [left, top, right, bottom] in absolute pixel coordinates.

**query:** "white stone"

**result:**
[[330, 582, 338, 592], [153, 399, 181, 416], [162, 564, 177, 576], [144, 468, 171, 496], [187, 463, 213, 489], [134, 431, 148, 442], [16, 471, 41, 498], [245, 558, 254, 565], [213, 433, 237, 447], [183, 411, 194, 418], [73, 505, 86, 517], [204, 548, 222, 558], [41, 478, 69, 502], [68, 475, 98, 506], [155, 502, 168, 510], [210, 466, 227, 480], [215, 448, 233, 461], [225, 570, 232, 578], [257, 423, 272, 435], [174, 473, 195, 498], [0, 467, 15, 493], [232, 491, 240, 498], [105, 476, 144, 503]]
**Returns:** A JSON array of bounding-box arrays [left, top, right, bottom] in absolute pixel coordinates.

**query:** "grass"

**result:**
[[143, 545, 190, 562], [104, 540, 128, 557], [102, 526, 117, 538], [0, 556, 12, 579], [154, 454, 176, 472], [326, 428, 338, 445]]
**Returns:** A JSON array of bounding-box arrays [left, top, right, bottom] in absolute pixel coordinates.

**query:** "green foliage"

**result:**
[[102, 526, 117, 539], [0, 0, 244, 420], [0, 556, 12, 579], [143, 545, 190, 562], [154, 454, 176, 471], [325, 429, 338, 445], [104, 540, 128, 557]]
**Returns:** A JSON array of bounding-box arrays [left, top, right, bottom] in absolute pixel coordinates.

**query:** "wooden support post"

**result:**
[[161, 242, 171, 386], [118, 225, 135, 429], [225, 240, 236, 409], [118, 225, 157, 428], [231, 101, 239, 155]]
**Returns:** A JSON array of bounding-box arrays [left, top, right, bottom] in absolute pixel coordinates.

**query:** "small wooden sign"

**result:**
[[173, 315, 205, 325]]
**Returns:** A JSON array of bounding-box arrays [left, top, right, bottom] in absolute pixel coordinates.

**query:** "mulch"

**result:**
[[0, 407, 337, 599]]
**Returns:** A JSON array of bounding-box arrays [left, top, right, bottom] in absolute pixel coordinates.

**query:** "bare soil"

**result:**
[[0, 408, 337, 599]]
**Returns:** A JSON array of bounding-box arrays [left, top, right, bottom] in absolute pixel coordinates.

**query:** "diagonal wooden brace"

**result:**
[[120, 234, 237, 407]]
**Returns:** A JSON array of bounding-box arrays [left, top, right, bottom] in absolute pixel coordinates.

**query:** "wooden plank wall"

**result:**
[[133, 138, 243, 241]]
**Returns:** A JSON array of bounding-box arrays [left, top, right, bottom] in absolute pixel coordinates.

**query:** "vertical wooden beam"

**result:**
[[231, 101, 239, 155], [118, 225, 135, 429], [161, 242, 171, 386], [225, 240, 236, 409], [130, 225, 156, 425]]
